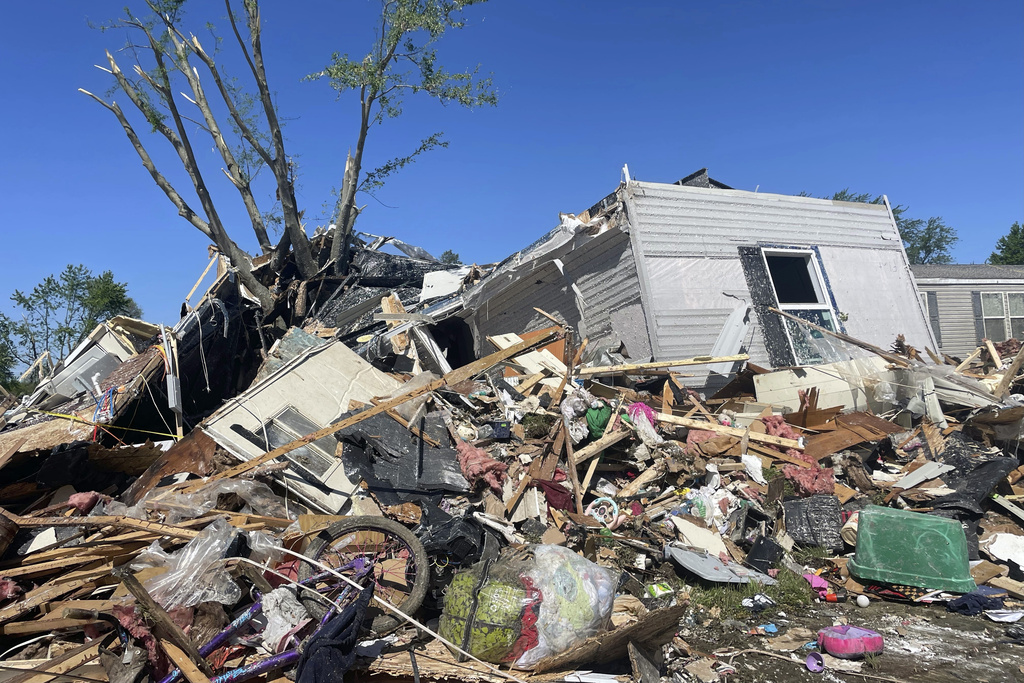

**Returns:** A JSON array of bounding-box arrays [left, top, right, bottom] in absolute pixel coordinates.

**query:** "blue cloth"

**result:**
[[296, 585, 374, 683]]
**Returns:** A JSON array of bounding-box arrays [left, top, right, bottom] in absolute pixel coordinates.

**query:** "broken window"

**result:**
[[761, 249, 839, 365], [231, 406, 337, 481], [979, 292, 1024, 342]]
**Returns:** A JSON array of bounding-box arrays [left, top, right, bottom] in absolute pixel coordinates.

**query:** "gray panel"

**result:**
[[625, 181, 904, 259]]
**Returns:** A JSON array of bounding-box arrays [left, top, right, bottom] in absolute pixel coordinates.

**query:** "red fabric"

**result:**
[[532, 479, 572, 511], [456, 440, 508, 495], [507, 576, 542, 662]]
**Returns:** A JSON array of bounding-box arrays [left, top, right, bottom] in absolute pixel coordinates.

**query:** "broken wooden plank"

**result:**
[[955, 347, 982, 373], [985, 339, 1002, 368], [578, 354, 749, 377], [571, 429, 631, 466], [656, 413, 803, 450], [193, 328, 562, 487], [162, 642, 213, 683], [995, 343, 1024, 399], [14, 515, 199, 541], [118, 571, 215, 677], [7, 633, 114, 683]]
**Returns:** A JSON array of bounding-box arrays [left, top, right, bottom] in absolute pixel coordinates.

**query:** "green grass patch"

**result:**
[[689, 566, 811, 619]]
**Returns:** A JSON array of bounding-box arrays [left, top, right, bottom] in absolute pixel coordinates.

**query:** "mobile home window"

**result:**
[[980, 292, 1024, 342], [761, 249, 839, 365]]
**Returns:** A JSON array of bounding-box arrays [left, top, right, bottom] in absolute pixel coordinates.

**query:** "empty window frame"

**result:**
[[980, 292, 1024, 342], [761, 249, 840, 365]]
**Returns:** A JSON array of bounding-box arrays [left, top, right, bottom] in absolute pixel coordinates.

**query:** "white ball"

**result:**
[[856, 595, 870, 608]]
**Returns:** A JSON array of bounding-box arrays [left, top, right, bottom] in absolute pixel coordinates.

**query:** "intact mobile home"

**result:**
[[464, 169, 936, 389]]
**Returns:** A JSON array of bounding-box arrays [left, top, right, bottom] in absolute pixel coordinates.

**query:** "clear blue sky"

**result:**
[[1, 1, 1021, 327]]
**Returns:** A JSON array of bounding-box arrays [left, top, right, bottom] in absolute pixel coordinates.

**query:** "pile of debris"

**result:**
[[1, 241, 1023, 683]]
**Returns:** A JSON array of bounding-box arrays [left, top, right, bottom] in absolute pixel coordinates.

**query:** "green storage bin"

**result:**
[[848, 506, 976, 593]]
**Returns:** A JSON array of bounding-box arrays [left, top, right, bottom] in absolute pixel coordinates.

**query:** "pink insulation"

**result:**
[[783, 464, 835, 496], [684, 429, 719, 455], [456, 440, 508, 495], [68, 492, 101, 514], [0, 579, 22, 601]]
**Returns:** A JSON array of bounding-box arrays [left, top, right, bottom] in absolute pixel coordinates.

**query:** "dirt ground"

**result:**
[[677, 599, 1024, 683]]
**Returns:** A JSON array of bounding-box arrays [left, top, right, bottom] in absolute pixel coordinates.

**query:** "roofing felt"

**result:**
[[910, 264, 1024, 280]]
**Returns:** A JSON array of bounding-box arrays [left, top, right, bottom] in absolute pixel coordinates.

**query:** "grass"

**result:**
[[792, 545, 833, 566], [689, 566, 812, 619]]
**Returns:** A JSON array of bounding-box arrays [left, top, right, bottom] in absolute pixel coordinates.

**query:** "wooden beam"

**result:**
[[190, 329, 562, 488], [578, 354, 749, 377], [563, 424, 584, 515], [162, 642, 213, 683], [571, 429, 631, 466], [985, 339, 1002, 368], [118, 571, 215, 677], [656, 413, 804, 450], [955, 347, 982, 372], [14, 515, 199, 541], [994, 344, 1024, 399]]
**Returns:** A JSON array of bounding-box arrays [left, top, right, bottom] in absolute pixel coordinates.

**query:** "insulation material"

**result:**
[[457, 440, 508, 495]]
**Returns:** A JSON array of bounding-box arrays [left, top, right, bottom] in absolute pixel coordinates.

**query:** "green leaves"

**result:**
[[988, 222, 1024, 265], [827, 189, 958, 265], [1, 265, 142, 380], [360, 132, 449, 193]]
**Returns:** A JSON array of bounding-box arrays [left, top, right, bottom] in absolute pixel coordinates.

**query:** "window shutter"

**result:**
[[971, 291, 984, 342], [926, 291, 942, 347]]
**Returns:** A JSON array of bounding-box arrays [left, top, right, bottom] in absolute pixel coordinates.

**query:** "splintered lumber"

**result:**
[[571, 429, 631, 466], [578, 354, 749, 377], [563, 424, 584, 514], [955, 347, 982, 372], [118, 571, 215, 677], [985, 339, 1002, 368], [14, 514, 199, 541], [6, 633, 114, 683], [162, 642, 213, 683], [192, 328, 562, 488], [994, 343, 1024, 399], [0, 574, 103, 625], [656, 413, 803, 450], [515, 370, 549, 394]]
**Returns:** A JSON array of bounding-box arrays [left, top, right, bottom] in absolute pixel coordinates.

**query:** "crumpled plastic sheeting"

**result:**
[[261, 587, 310, 653], [627, 402, 664, 448], [456, 440, 507, 495], [135, 517, 242, 610], [783, 464, 835, 496]]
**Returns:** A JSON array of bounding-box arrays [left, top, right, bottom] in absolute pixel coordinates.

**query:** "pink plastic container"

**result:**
[[817, 625, 884, 659]]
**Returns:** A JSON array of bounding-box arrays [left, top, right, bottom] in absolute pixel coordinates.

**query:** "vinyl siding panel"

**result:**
[[468, 228, 649, 357], [915, 280, 1024, 357], [626, 181, 904, 258]]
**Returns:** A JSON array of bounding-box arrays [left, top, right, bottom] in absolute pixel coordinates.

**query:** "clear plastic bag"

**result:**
[[141, 517, 242, 610], [156, 479, 293, 525], [438, 545, 616, 669]]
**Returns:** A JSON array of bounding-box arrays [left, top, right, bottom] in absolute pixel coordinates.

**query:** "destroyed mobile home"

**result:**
[[0, 178, 1023, 683]]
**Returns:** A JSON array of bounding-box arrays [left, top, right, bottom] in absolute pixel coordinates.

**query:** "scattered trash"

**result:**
[[817, 625, 885, 659]]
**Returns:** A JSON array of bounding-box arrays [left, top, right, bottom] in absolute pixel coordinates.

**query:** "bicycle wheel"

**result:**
[[298, 516, 429, 634]]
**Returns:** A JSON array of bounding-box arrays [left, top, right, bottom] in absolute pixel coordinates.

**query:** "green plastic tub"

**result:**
[[848, 506, 976, 594]]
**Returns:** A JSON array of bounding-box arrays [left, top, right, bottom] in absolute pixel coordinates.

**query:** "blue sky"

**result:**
[[1, 1, 1021, 327]]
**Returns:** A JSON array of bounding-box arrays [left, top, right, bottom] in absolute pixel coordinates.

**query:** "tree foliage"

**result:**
[[827, 189, 958, 264], [0, 266, 142, 384], [988, 222, 1024, 265], [439, 249, 460, 264], [310, 0, 498, 275]]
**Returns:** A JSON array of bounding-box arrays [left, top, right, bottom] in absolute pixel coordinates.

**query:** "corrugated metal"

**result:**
[[468, 228, 650, 357], [626, 181, 904, 258], [915, 281, 1024, 357]]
